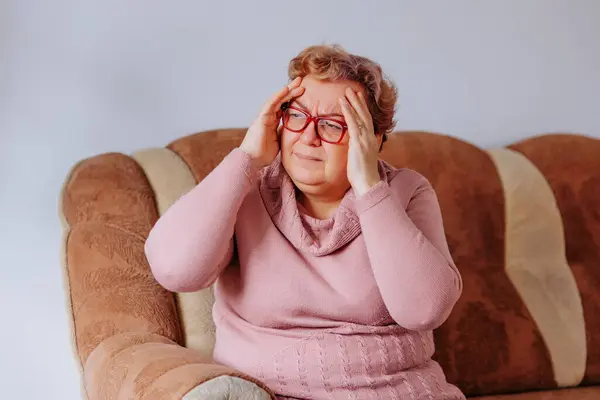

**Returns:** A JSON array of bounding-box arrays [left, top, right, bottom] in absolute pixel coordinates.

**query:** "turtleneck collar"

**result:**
[[258, 153, 395, 256]]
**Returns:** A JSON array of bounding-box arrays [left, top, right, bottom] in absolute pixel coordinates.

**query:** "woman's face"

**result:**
[[280, 75, 366, 199]]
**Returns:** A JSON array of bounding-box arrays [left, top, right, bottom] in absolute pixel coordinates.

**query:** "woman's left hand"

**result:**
[[339, 88, 381, 197]]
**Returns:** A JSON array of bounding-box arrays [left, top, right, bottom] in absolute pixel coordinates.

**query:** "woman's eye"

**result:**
[[324, 121, 342, 131]]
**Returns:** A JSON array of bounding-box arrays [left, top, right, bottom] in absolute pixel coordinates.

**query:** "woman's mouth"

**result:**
[[294, 152, 322, 162]]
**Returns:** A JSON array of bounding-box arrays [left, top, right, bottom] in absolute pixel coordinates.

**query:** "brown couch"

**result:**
[[59, 129, 600, 399]]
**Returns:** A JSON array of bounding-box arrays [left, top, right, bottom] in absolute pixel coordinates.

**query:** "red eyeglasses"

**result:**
[[280, 102, 348, 144]]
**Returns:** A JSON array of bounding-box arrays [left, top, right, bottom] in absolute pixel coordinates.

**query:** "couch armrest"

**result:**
[[59, 152, 274, 399], [84, 332, 272, 399]]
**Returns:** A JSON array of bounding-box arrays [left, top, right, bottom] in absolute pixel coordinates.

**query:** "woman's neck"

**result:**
[[296, 187, 345, 220]]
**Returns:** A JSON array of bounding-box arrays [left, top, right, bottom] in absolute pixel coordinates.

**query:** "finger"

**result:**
[[339, 96, 361, 140], [262, 85, 290, 114], [344, 88, 369, 129], [343, 97, 368, 141], [274, 86, 305, 120], [270, 83, 305, 116], [262, 77, 303, 114], [356, 91, 375, 131], [279, 86, 305, 108], [288, 75, 302, 89], [346, 88, 374, 133], [263, 86, 305, 118]]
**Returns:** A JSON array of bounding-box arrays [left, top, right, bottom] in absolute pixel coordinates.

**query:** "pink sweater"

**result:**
[[145, 148, 465, 399]]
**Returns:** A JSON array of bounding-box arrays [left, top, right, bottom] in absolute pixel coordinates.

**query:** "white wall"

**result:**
[[1, 1, 599, 398]]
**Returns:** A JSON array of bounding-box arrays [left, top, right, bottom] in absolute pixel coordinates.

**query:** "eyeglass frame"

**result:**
[[280, 102, 349, 144]]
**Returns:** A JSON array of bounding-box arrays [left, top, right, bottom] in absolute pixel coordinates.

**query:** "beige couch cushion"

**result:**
[[487, 148, 586, 388], [132, 148, 217, 358]]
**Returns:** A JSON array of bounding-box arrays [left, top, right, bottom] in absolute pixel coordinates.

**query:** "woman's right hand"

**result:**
[[240, 76, 305, 167]]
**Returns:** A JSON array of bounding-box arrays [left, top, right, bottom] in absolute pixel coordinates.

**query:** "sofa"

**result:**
[[58, 129, 600, 399]]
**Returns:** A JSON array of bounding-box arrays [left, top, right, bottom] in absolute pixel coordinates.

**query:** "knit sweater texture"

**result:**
[[145, 148, 465, 399]]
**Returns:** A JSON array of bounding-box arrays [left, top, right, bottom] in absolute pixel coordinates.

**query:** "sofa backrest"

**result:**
[[378, 132, 600, 396], [145, 129, 600, 397]]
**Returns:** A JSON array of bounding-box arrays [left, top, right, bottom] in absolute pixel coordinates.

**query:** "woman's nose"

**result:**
[[300, 120, 321, 145]]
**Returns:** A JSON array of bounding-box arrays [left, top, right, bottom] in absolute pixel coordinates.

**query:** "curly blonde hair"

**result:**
[[288, 44, 397, 149]]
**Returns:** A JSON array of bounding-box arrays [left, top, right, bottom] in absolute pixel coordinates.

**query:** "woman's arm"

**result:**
[[355, 175, 462, 331], [145, 148, 259, 292]]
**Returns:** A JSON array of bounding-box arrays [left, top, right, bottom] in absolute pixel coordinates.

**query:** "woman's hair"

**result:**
[[288, 44, 398, 149]]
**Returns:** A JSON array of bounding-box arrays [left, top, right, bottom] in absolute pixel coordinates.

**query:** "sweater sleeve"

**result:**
[[355, 176, 462, 331], [145, 148, 259, 293]]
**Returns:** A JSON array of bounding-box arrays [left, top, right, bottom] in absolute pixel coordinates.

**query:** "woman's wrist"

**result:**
[[352, 174, 382, 197]]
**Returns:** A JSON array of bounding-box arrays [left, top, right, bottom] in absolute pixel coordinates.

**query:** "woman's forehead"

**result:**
[[295, 76, 363, 113], [292, 97, 341, 115]]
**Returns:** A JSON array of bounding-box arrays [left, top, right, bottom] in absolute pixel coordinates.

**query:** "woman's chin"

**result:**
[[288, 166, 325, 187]]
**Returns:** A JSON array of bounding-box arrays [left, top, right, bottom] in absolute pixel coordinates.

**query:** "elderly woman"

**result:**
[[145, 45, 465, 399]]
